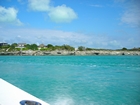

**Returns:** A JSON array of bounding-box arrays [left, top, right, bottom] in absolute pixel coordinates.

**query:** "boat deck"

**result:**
[[0, 78, 49, 105]]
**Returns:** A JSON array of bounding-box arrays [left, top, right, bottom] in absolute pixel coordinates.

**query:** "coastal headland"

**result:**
[[0, 43, 140, 56], [0, 50, 140, 56]]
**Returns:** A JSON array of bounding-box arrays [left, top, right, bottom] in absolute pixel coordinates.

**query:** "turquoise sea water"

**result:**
[[0, 56, 140, 105]]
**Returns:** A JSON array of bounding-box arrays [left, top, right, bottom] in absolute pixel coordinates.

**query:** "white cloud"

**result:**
[[48, 5, 77, 23], [0, 28, 90, 46], [121, 1, 140, 27], [0, 6, 23, 26], [1, 28, 139, 49], [28, 0, 50, 11], [109, 40, 122, 48], [28, 0, 77, 23]]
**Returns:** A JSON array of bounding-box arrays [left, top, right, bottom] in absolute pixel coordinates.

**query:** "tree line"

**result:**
[[0, 43, 140, 51], [0, 43, 75, 51]]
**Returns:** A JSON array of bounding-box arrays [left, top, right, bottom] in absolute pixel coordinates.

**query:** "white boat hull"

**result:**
[[0, 78, 49, 105]]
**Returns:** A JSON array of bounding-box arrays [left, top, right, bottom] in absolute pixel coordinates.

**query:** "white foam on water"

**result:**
[[50, 95, 100, 105], [51, 96, 75, 105]]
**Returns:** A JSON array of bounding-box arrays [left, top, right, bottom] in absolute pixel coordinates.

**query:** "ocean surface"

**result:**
[[0, 56, 140, 105]]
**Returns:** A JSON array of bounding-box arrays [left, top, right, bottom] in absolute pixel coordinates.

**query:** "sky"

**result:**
[[0, 0, 140, 49]]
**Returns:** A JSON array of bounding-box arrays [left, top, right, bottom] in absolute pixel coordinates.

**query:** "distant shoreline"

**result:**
[[0, 50, 140, 56]]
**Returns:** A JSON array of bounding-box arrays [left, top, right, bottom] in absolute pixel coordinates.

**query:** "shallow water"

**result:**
[[0, 56, 140, 105]]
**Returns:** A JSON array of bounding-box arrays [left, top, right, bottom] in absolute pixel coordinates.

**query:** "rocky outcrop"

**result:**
[[0, 50, 140, 56], [75, 50, 140, 55]]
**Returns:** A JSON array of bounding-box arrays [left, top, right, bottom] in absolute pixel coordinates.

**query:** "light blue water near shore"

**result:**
[[0, 56, 140, 105]]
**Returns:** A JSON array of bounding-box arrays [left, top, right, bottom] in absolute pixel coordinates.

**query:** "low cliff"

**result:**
[[0, 50, 140, 56]]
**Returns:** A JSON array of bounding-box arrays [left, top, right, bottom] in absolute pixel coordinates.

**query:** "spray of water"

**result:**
[[49, 95, 75, 105]]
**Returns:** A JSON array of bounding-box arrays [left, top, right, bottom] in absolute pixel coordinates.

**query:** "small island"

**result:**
[[0, 43, 140, 56]]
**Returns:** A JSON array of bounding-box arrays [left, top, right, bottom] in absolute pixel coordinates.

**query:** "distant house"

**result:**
[[39, 44, 45, 48], [0, 43, 8, 47], [38, 44, 46, 50], [17, 43, 26, 47]]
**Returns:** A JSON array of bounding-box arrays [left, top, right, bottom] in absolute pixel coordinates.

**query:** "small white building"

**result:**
[[17, 43, 26, 47]]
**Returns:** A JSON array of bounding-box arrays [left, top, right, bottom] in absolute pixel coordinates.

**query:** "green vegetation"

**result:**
[[40, 44, 75, 51], [0, 43, 140, 52], [0, 43, 75, 52], [122, 47, 127, 50], [78, 46, 86, 51], [116, 47, 140, 51]]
